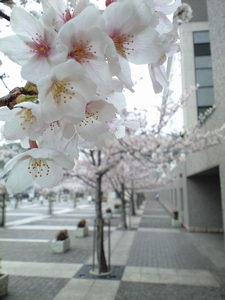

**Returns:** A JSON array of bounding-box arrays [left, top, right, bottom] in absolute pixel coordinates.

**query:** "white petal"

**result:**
[[34, 161, 63, 188], [5, 158, 34, 193], [127, 27, 162, 65], [3, 153, 28, 175], [0, 107, 10, 121], [11, 7, 43, 37], [0, 35, 32, 65], [116, 56, 134, 92]]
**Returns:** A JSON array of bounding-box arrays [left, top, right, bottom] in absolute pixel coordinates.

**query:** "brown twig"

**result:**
[[0, 87, 25, 109]]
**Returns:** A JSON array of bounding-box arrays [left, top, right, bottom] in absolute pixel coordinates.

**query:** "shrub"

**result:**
[[56, 229, 69, 241], [77, 219, 86, 228], [114, 203, 121, 209], [106, 208, 112, 213]]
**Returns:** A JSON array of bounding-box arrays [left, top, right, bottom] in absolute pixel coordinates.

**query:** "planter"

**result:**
[[114, 207, 121, 214], [52, 238, 70, 253], [171, 219, 182, 227], [0, 274, 9, 298], [75, 226, 89, 237]]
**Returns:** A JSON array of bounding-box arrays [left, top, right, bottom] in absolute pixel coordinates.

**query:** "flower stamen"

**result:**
[[27, 33, 50, 57], [19, 108, 36, 131], [79, 109, 99, 126], [28, 158, 50, 178], [52, 81, 75, 104], [69, 40, 96, 63], [112, 34, 134, 58]]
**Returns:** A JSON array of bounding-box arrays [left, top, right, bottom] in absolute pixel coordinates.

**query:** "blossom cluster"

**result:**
[[0, 0, 181, 193], [175, 3, 193, 24]]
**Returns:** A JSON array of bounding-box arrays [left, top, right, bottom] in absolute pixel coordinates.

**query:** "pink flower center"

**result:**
[[105, 0, 117, 7], [62, 9, 74, 23], [28, 33, 50, 57], [69, 40, 96, 63], [29, 140, 38, 149]]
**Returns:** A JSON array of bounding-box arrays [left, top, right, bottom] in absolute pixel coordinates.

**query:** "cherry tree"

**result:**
[[71, 148, 121, 272], [0, 0, 195, 273]]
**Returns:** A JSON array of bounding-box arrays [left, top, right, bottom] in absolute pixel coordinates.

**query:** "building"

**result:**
[[159, 0, 225, 240]]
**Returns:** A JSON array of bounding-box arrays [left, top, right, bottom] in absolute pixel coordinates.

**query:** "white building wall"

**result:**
[[159, 0, 225, 239]]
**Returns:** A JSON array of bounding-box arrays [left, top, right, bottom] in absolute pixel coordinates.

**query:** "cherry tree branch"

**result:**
[[0, 9, 10, 21], [0, 75, 10, 91], [74, 174, 96, 189], [0, 87, 24, 108], [0, 85, 38, 108]]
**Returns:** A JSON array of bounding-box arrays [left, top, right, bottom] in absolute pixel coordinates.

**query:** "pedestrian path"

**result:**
[[1, 198, 225, 299]]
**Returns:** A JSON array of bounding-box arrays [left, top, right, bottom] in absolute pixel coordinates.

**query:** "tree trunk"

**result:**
[[14, 196, 19, 208], [95, 174, 108, 273], [136, 193, 141, 209], [48, 199, 53, 215], [130, 184, 136, 216], [0, 193, 6, 227], [121, 183, 127, 229]]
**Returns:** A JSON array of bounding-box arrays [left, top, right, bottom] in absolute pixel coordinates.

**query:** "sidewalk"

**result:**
[[1, 198, 225, 300]]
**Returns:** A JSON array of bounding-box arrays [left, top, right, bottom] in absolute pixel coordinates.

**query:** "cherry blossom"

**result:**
[[154, 0, 182, 15], [37, 122, 79, 159], [0, 102, 45, 141], [0, 0, 190, 196], [57, 6, 115, 91], [102, 0, 166, 90], [38, 59, 96, 123], [175, 3, 193, 24], [41, 0, 93, 31], [3, 148, 75, 193], [76, 100, 118, 142], [0, 7, 63, 84]]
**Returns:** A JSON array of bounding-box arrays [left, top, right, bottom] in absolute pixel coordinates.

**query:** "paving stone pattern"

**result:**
[[1, 199, 225, 300], [143, 209, 170, 216], [1, 232, 94, 264], [139, 217, 172, 228], [126, 231, 216, 270], [116, 282, 225, 300], [2, 276, 69, 300]]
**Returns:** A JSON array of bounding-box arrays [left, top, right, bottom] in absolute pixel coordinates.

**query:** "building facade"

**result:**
[[159, 0, 225, 238]]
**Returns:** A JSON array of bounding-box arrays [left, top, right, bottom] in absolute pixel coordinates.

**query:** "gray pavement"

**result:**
[[0, 197, 225, 299]]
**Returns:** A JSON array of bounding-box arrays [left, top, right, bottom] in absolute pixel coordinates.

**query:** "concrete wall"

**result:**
[[184, 0, 208, 22], [187, 169, 223, 231], [158, 164, 188, 224]]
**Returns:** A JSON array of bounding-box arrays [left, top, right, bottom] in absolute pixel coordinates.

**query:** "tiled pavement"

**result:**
[[1, 198, 225, 300]]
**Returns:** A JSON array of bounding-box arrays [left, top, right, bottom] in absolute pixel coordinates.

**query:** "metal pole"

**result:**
[[2, 193, 5, 227], [0, 193, 6, 227], [108, 219, 111, 272], [98, 220, 102, 274], [0, 205, 3, 227], [92, 219, 96, 271], [129, 204, 131, 229]]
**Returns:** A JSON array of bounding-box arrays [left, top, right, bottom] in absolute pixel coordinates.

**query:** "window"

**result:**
[[193, 31, 214, 117]]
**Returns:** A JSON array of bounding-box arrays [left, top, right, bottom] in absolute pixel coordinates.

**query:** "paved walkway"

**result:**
[[1, 197, 225, 300]]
